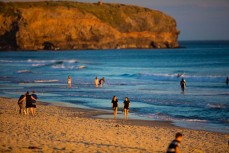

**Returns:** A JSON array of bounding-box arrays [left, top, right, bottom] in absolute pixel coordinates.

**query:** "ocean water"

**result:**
[[0, 41, 229, 133]]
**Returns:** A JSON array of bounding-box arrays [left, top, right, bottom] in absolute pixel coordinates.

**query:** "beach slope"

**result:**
[[0, 97, 228, 152]]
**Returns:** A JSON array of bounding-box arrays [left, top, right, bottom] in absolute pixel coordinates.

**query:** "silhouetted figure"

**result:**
[[111, 96, 118, 119], [167, 132, 183, 153], [99, 77, 105, 87], [123, 97, 130, 120], [226, 76, 229, 85], [180, 78, 186, 92]]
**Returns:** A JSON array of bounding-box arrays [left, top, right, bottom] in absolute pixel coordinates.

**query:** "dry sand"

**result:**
[[0, 97, 228, 153]]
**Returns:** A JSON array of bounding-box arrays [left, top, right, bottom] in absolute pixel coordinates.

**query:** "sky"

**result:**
[[2, 0, 229, 40]]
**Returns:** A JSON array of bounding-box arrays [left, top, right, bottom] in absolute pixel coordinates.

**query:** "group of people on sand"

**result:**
[[17, 91, 38, 117], [111, 96, 130, 120]]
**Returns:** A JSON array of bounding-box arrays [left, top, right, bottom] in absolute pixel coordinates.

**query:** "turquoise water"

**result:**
[[0, 41, 229, 133]]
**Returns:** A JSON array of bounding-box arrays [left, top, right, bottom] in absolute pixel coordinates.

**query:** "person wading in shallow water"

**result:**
[[180, 78, 186, 93], [68, 75, 72, 88], [111, 96, 118, 119], [99, 77, 105, 87], [95, 76, 99, 88]]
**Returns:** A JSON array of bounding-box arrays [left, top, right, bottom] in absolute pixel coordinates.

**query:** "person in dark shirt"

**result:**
[[25, 91, 35, 116], [123, 97, 130, 120], [111, 96, 118, 119], [17, 92, 27, 114], [99, 77, 105, 87], [226, 76, 229, 85], [31, 91, 38, 115], [180, 78, 186, 93], [167, 132, 183, 153]]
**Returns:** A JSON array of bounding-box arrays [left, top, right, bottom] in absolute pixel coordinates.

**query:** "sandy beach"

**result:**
[[0, 97, 228, 153]]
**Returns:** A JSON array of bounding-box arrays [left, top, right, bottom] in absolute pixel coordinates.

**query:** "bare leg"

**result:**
[[30, 108, 34, 117], [114, 108, 117, 119]]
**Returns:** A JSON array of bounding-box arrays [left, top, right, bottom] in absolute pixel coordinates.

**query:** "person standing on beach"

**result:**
[[95, 76, 99, 88], [123, 97, 130, 120], [25, 92, 35, 116], [180, 78, 186, 92], [31, 91, 38, 115], [166, 132, 183, 153], [99, 77, 105, 87], [17, 92, 27, 114], [226, 76, 229, 85], [111, 96, 118, 119], [68, 75, 72, 88]]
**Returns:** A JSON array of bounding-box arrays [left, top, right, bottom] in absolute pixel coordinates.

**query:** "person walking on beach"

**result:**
[[99, 77, 105, 87], [31, 91, 38, 115], [226, 76, 229, 85], [123, 97, 130, 120], [25, 92, 35, 116], [17, 92, 27, 114], [111, 96, 118, 119], [68, 75, 72, 88], [180, 78, 186, 92], [167, 132, 183, 153], [95, 76, 99, 88]]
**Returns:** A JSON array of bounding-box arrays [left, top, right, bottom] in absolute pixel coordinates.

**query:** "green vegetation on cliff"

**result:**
[[0, 1, 179, 50]]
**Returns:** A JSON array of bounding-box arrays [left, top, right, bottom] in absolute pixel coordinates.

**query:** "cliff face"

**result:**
[[0, 1, 180, 50]]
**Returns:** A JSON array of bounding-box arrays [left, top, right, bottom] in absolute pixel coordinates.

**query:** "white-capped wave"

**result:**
[[34, 80, 59, 83], [207, 104, 225, 109], [52, 65, 66, 69], [17, 70, 32, 73], [139, 72, 226, 83]]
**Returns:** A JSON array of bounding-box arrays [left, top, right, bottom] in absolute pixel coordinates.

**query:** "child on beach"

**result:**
[[123, 97, 130, 120], [166, 132, 183, 153], [111, 96, 118, 119]]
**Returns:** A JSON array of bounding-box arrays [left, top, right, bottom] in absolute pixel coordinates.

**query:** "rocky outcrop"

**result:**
[[0, 1, 180, 51]]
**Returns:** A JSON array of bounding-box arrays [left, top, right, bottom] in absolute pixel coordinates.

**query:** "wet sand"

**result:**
[[0, 97, 228, 152]]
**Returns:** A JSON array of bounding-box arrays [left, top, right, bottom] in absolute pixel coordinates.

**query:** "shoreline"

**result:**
[[1, 97, 228, 152], [1, 96, 228, 133]]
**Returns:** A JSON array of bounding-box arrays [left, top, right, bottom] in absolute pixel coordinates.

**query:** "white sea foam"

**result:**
[[34, 80, 59, 83], [17, 70, 32, 73]]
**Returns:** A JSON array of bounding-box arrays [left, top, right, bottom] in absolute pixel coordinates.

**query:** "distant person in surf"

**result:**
[[95, 76, 99, 88], [111, 96, 118, 119], [180, 78, 186, 92], [17, 92, 27, 115], [123, 97, 130, 120], [226, 76, 229, 85], [68, 75, 72, 88], [99, 77, 105, 87], [166, 132, 183, 153]]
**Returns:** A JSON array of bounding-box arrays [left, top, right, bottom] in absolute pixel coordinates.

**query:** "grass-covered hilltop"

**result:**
[[0, 1, 180, 51]]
